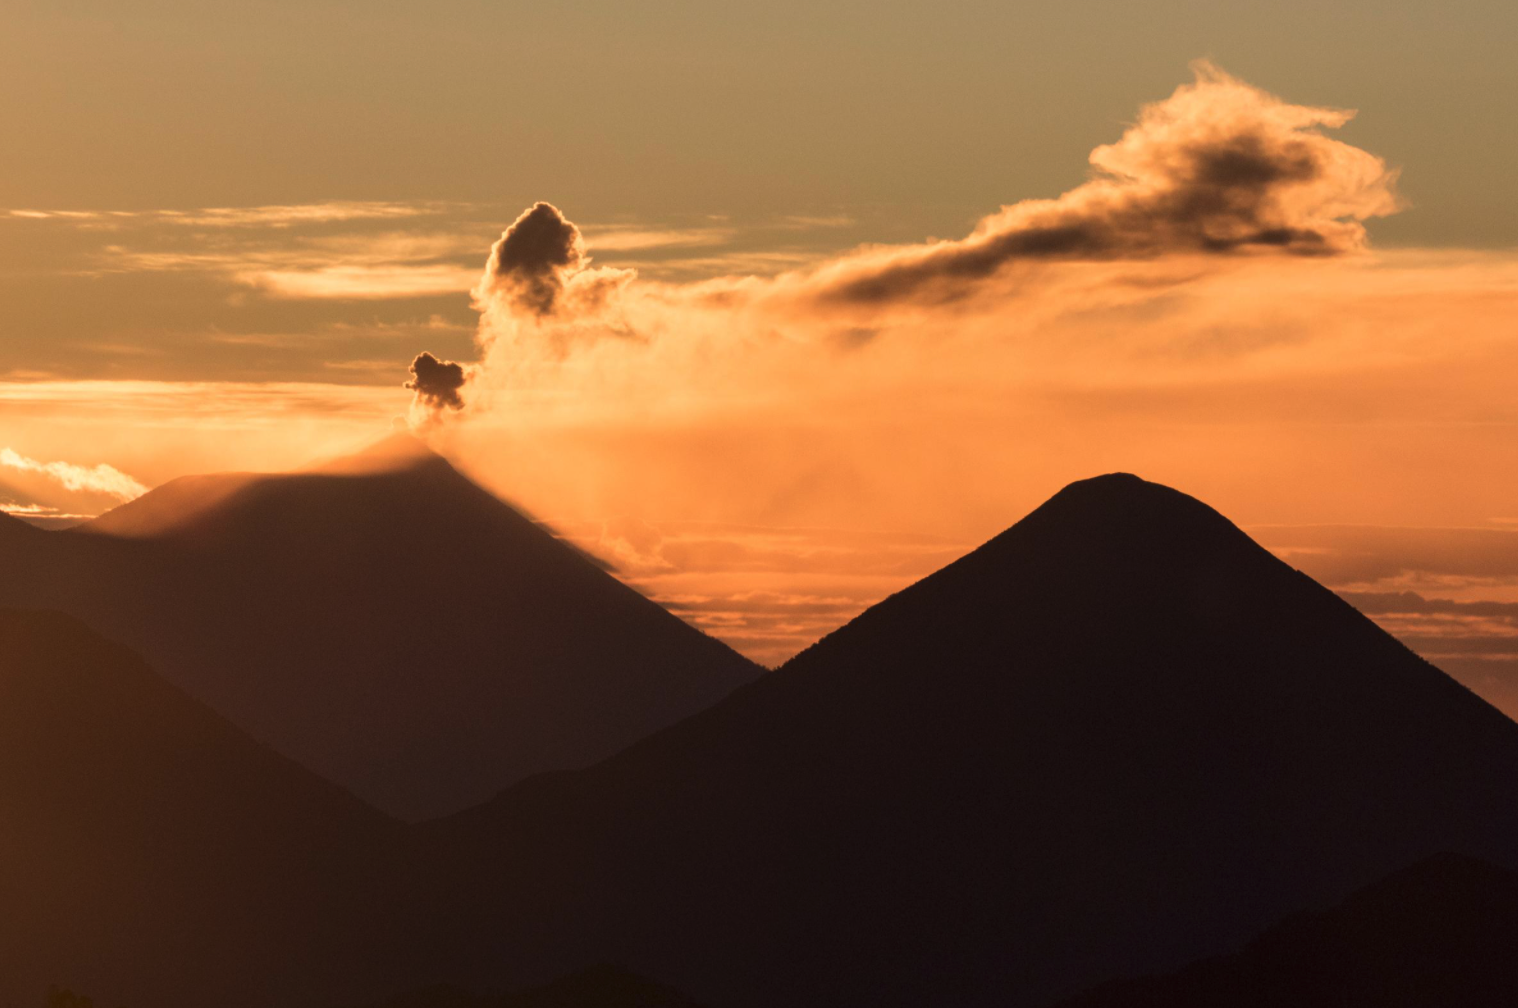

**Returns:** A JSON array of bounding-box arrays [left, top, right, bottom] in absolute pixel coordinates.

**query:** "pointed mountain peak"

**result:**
[[999, 472, 1250, 561], [1068, 471, 1147, 488], [313, 430, 446, 476], [813, 473, 1283, 664], [77, 434, 457, 540], [1042, 472, 1221, 518]]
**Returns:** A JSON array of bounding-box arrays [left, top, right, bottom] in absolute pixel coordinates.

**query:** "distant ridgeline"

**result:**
[[3, 468, 1518, 1007]]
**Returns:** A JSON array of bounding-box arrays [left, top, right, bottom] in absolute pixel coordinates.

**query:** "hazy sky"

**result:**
[[5, 0, 1518, 386], [2, 2, 1516, 703], [4, 0, 1516, 244]]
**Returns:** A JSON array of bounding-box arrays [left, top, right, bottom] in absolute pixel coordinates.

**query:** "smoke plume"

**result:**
[[801, 62, 1401, 306], [404, 352, 466, 413], [472, 201, 634, 321], [431, 62, 1410, 450]]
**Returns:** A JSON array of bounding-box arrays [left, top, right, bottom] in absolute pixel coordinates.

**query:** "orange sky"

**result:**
[[2, 62, 1516, 715]]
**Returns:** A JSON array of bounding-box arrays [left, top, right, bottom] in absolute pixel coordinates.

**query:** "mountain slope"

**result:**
[[0, 609, 399, 1008], [0, 436, 760, 819], [1054, 852, 1518, 1007], [0, 507, 45, 538], [341, 965, 713, 1008], [403, 474, 1518, 1008]]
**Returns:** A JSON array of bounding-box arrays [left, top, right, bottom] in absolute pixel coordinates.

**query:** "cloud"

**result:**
[[0, 379, 402, 429], [579, 225, 735, 251], [796, 61, 1400, 306], [160, 201, 443, 228], [472, 202, 634, 320], [442, 63, 1407, 424], [1253, 525, 1518, 586], [620, 250, 822, 279], [20, 64, 1518, 689], [544, 516, 968, 664], [404, 352, 467, 414], [1342, 591, 1518, 620], [1333, 588, 1518, 719], [6, 201, 444, 228], [101, 230, 485, 300], [0, 447, 147, 500], [246, 264, 481, 299], [776, 214, 855, 230], [476, 202, 584, 317]]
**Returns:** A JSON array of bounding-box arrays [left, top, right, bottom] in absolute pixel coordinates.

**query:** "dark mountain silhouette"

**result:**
[[341, 964, 712, 1008], [1053, 851, 1518, 1007], [0, 609, 400, 1008], [0, 507, 42, 540], [393, 474, 1518, 1008], [0, 434, 760, 819]]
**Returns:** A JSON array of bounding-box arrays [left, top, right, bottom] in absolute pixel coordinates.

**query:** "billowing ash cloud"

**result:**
[[404, 352, 466, 411], [448, 62, 1414, 452], [478, 202, 582, 316], [805, 62, 1403, 305], [472, 202, 634, 323]]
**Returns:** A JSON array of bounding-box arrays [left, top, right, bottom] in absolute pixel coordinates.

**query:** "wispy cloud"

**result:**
[[0, 447, 147, 500], [1243, 528, 1518, 718], [612, 250, 823, 278], [246, 264, 482, 299], [99, 230, 486, 299], [775, 214, 855, 230], [160, 201, 446, 228], [7, 200, 450, 228], [548, 516, 967, 664], [8, 209, 98, 220], [0, 379, 403, 424], [580, 225, 736, 251]]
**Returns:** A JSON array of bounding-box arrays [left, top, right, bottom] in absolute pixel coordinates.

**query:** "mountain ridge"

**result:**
[[0, 437, 761, 819], [7, 471, 1518, 1008], [395, 473, 1518, 1008], [0, 608, 400, 1008]]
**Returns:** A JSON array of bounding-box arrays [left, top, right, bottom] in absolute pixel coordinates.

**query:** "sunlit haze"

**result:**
[[3, 8, 1516, 716]]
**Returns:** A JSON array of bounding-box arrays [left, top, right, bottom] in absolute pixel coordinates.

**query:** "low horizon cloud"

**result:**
[[0, 446, 148, 504]]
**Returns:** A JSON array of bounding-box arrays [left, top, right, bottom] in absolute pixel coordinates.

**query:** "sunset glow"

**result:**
[[7, 4, 1518, 1006], [6, 64, 1516, 711]]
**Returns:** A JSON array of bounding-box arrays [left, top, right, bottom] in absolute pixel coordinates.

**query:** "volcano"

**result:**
[[0, 435, 760, 819], [402, 473, 1518, 1007]]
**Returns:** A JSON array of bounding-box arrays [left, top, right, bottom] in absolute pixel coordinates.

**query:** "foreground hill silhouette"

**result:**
[[1054, 852, 1518, 1007], [0, 435, 760, 818], [0, 609, 399, 1008], [396, 474, 1518, 1008], [341, 964, 712, 1008]]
